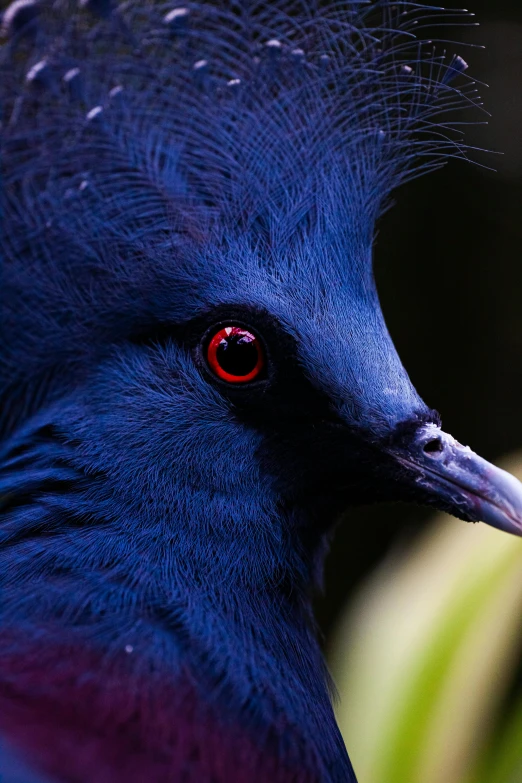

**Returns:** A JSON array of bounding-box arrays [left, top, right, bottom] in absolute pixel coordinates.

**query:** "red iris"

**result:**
[[206, 326, 264, 383]]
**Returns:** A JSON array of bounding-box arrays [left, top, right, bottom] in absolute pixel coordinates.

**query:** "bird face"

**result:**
[[65, 239, 522, 595], [178, 256, 522, 539]]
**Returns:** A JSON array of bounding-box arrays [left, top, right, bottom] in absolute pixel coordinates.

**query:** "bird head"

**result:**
[[41, 219, 520, 599], [3, 2, 520, 592]]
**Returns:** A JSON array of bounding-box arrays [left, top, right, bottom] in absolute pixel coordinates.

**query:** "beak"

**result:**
[[389, 423, 522, 537]]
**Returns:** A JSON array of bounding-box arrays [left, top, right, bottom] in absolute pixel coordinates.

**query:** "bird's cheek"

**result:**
[[386, 423, 522, 537]]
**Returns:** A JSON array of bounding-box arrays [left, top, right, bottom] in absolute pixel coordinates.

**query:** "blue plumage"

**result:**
[[1, 2, 520, 782], [1, 0, 480, 412]]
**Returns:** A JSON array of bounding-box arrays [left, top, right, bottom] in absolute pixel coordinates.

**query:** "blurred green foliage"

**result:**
[[481, 691, 522, 783], [329, 455, 522, 783]]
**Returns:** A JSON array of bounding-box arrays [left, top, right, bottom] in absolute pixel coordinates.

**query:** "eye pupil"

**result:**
[[206, 326, 264, 383], [216, 329, 258, 375]]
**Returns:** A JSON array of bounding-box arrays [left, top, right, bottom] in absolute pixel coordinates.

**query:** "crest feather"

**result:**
[[1, 0, 482, 427]]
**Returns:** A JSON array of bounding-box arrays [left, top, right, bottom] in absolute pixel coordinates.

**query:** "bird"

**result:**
[[1, 1, 521, 781]]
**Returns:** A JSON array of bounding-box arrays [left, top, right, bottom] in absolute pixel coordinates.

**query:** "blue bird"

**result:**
[[1, 1, 521, 781]]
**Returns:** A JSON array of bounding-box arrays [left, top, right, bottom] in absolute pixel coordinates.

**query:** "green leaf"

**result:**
[[475, 688, 522, 783], [329, 455, 522, 783]]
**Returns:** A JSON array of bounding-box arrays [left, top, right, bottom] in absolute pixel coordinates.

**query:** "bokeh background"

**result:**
[[320, 2, 522, 780]]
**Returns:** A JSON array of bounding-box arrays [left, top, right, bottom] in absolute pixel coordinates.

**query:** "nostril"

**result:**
[[423, 438, 443, 454]]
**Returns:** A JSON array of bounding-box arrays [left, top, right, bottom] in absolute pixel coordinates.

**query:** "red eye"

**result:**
[[206, 326, 264, 383]]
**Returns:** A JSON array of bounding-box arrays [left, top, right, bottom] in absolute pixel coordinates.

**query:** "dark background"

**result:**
[[317, 0, 522, 639]]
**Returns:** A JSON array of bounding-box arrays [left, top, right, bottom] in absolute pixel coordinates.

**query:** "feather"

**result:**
[[1, 1, 482, 433]]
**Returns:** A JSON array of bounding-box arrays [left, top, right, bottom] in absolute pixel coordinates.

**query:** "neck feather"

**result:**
[[0, 426, 353, 782]]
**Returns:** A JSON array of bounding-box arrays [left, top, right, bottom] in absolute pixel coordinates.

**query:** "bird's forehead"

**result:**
[[195, 234, 373, 307], [194, 246, 424, 429]]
